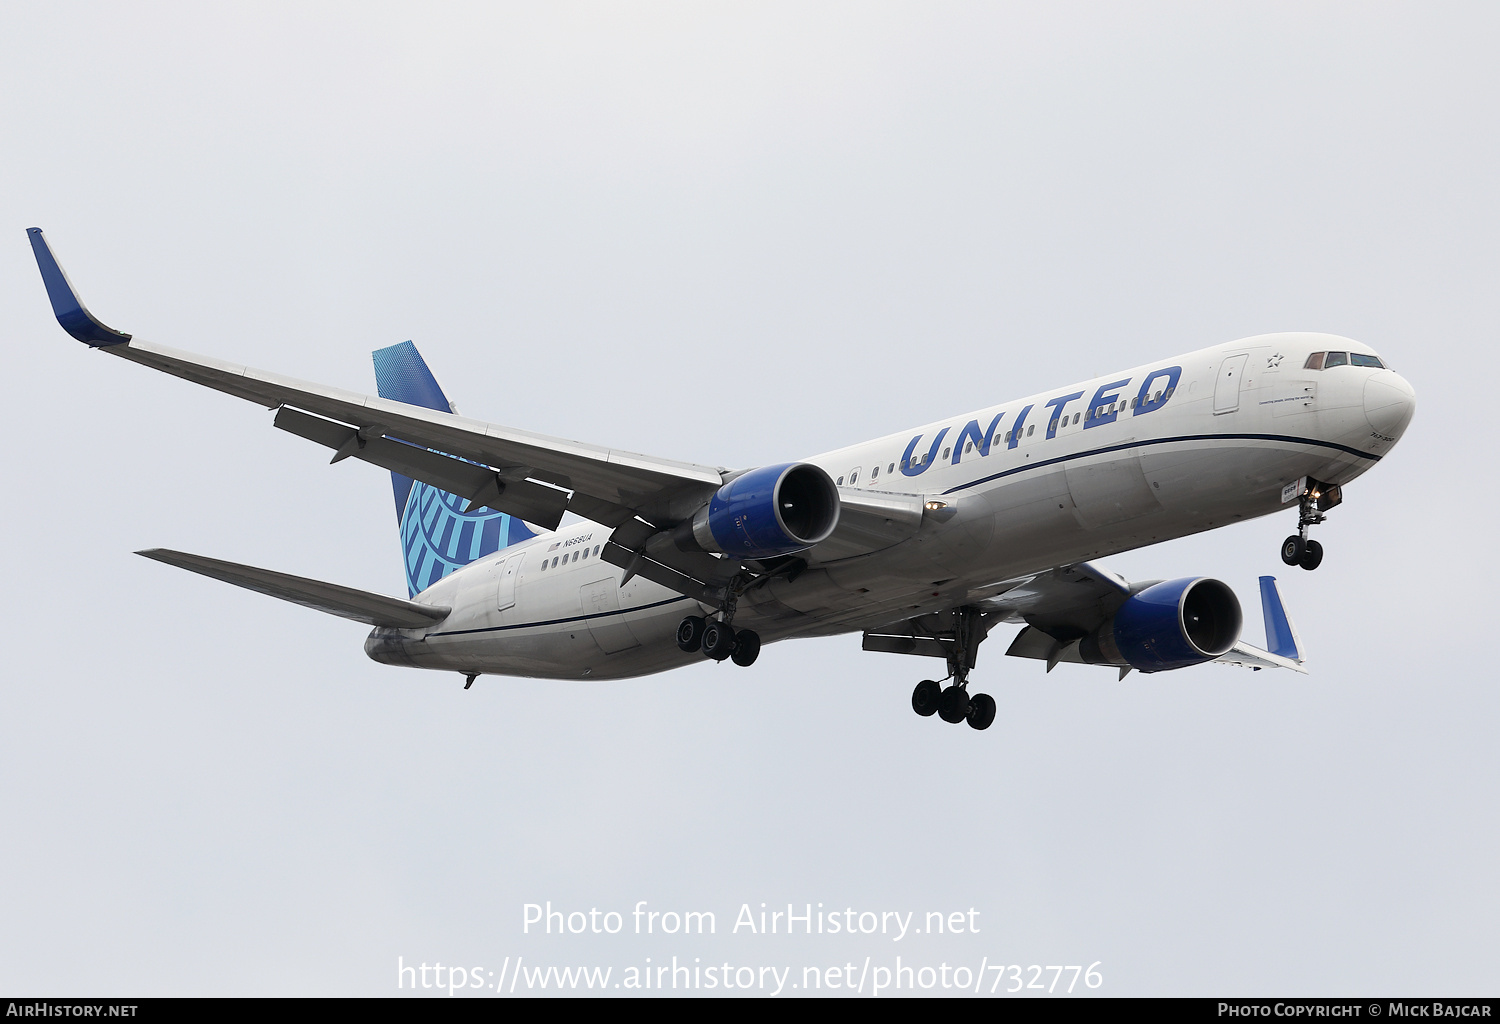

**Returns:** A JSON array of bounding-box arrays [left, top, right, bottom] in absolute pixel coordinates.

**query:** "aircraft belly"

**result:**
[[1064, 447, 1163, 529]]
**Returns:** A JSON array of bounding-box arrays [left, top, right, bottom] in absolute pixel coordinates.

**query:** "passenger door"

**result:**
[[495, 552, 522, 611], [1214, 353, 1249, 414]]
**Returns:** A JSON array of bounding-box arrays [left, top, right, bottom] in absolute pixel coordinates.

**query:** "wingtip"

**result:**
[[1258, 575, 1305, 662], [27, 228, 133, 347]]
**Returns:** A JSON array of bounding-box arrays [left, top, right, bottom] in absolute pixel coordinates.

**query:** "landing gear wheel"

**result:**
[[730, 629, 761, 667], [911, 679, 942, 717], [937, 686, 971, 724], [676, 616, 706, 653], [1280, 535, 1306, 566], [967, 693, 996, 731], [1299, 539, 1324, 571], [701, 621, 735, 661]]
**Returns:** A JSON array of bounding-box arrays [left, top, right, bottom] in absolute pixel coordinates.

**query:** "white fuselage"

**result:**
[[365, 332, 1416, 680]]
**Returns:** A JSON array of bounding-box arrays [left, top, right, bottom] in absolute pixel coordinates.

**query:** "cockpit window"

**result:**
[[1350, 353, 1385, 368], [1323, 351, 1348, 368], [1304, 352, 1325, 370]]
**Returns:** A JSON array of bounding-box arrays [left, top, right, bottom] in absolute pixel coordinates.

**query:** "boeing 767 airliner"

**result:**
[[28, 228, 1416, 730]]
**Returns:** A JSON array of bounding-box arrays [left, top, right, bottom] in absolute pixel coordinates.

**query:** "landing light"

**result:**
[[925, 500, 948, 511]]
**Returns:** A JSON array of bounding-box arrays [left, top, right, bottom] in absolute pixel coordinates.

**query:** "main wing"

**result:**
[[864, 563, 1307, 675], [993, 566, 1307, 674], [28, 228, 724, 533]]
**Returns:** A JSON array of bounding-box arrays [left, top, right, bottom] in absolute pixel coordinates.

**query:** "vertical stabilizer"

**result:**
[[372, 341, 536, 596]]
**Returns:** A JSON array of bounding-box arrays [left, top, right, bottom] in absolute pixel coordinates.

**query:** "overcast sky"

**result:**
[[1, 2, 1496, 997]]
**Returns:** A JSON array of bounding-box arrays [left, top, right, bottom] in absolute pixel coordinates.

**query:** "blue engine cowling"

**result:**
[[1079, 577, 1243, 672], [678, 462, 840, 559]]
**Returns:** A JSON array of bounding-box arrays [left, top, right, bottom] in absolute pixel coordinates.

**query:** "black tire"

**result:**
[[675, 616, 707, 653], [701, 621, 735, 661], [911, 679, 942, 717], [1299, 539, 1324, 571], [730, 629, 761, 667], [967, 693, 997, 731], [1280, 535, 1305, 566], [937, 686, 971, 724]]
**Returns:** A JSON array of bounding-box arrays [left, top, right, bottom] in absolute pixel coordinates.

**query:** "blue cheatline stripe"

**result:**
[[425, 596, 696, 638], [942, 432, 1380, 496], [1259, 576, 1300, 660]]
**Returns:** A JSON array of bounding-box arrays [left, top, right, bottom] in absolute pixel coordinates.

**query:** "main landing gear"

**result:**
[[1280, 478, 1342, 572], [909, 605, 996, 731], [676, 615, 761, 667], [911, 679, 996, 730]]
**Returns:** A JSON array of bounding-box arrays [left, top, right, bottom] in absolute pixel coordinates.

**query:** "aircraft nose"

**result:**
[[1364, 370, 1416, 438]]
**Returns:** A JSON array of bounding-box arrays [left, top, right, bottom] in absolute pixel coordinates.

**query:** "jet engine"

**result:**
[[1079, 577, 1243, 672], [673, 462, 840, 559]]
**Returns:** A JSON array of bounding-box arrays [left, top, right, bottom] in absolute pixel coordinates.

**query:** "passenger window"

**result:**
[[1153, 391, 1161, 402], [572, 550, 579, 562], [1324, 351, 1348, 368], [1048, 419, 1058, 433], [1027, 425, 1035, 437], [1351, 353, 1385, 368], [1073, 412, 1080, 424], [593, 545, 600, 556], [1304, 352, 1326, 370], [540, 560, 547, 571], [1004, 431, 1012, 443], [887, 463, 894, 474], [837, 476, 844, 486], [850, 471, 859, 484], [871, 466, 879, 480], [550, 557, 558, 568], [1165, 387, 1175, 399], [965, 442, 973, 454], [941, 448, 950, 460]]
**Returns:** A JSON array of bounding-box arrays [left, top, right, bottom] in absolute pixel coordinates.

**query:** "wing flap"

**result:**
[[136, 548, 450, 629], [272, 406, 575, 530]]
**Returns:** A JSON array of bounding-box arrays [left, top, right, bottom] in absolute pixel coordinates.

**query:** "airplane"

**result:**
[[27, 228, 1417, 731]]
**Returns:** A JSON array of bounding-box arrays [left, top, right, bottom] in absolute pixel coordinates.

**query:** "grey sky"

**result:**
[[1, 2, 1495, 996]]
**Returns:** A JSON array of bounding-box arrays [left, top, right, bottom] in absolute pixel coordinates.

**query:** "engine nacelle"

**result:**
[[675, 462, 840, 560], [1079, 577, 1242, 672]]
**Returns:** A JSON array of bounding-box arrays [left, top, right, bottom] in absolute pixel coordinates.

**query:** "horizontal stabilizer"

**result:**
[[136, 548, 450, 629]]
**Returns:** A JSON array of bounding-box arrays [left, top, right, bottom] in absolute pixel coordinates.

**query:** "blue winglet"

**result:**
[[26, 228, 132, 347], [1259, 576, 1302, 661]]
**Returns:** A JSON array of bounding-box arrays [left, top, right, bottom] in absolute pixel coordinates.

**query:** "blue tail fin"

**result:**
[[372, 341, 537, 596], [1258, 576, 1304, 661]]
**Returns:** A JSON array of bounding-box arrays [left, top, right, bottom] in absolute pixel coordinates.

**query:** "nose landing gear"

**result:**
[[1281, 479, 1340, 571]]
